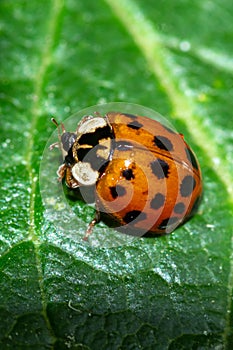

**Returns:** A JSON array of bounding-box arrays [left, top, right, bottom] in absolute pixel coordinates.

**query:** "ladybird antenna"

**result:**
[[51, 117, 59, 127], [60, 122, 66, 133], [51, 117, 67, 151], [51, 116, 67, 137], [51, 117, 61, 140], [50, 117, 68, 152]]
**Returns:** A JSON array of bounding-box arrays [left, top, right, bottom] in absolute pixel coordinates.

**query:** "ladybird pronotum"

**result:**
[[51, 112, 202, 239]]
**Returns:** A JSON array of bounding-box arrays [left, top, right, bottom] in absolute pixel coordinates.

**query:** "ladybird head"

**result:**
[[71, 115, 113, 187], [51, 117, 77, 158], [52, 115, 113, 188]]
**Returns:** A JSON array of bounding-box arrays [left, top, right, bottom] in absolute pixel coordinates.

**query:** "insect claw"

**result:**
[[49, 142, 60, 150], [51, 117, 59, 127], [83, 211, 101, 241]]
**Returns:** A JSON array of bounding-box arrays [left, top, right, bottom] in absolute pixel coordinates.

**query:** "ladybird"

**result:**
[[51, 112, 202, 239]]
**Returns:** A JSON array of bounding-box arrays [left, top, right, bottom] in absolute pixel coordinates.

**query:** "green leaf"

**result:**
[[1, 0, 233, 349]]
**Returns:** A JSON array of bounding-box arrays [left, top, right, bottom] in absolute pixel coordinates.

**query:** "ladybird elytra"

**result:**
[[52, 111, 202, 238]]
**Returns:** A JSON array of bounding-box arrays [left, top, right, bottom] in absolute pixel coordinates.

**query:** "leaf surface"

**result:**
[[0, 0, 233, 349]]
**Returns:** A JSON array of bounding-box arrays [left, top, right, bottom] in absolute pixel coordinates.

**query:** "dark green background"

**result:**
[[0, 0, 232, 349]]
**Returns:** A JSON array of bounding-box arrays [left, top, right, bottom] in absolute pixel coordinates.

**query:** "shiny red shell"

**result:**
[[95, 112, 202, 235]]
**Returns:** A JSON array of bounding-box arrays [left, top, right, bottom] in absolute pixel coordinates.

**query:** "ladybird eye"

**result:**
[[61, 132, 76, 151]]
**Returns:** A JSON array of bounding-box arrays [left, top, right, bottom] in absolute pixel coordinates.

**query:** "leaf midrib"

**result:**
[[24, 0, 64, 344]]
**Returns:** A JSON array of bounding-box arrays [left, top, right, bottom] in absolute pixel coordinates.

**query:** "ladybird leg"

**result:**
[[49, 142, 60, 150], [83, 210, 101, 241], [57, 163, 67, 182], [65, 167, 80, 188]]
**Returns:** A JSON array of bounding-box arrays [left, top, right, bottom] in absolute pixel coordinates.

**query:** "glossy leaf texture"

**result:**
[[0, 0, 233, 349]]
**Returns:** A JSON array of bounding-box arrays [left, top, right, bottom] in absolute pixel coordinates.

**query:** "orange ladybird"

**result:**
[[52, 112, 202, 238]]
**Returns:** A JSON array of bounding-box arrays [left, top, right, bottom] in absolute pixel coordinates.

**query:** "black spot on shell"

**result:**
[[174, 202, 186, 214], [123, 210, 147, 224], [122, 168, 135, 180], [158, 217, 179, 230], [110, 185, 126, 199], [122, 113, 137, 119], [180, 175, 196, 197], [154, 136, 173, 152], [127, 121, 143, 130], [150, 193, 165, 209], [185, 147, 198, 170], [150, 159, 169, 179]]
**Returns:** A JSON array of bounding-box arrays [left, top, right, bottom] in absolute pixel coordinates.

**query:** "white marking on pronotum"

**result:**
[[78, 117, 108, 134], [72, 162, 99, 186]]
